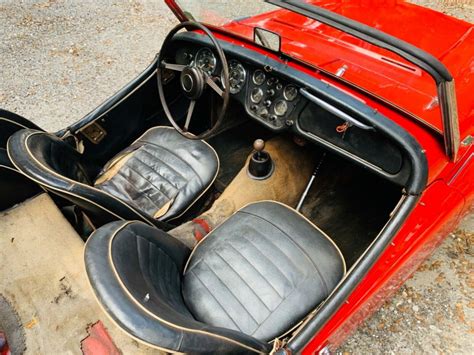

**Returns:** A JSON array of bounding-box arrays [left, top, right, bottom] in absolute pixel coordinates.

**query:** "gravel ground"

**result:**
[[0, 1, 472, 354]]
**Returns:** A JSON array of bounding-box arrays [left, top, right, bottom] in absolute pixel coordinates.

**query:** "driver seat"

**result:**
[[7, 127, 219, 227]]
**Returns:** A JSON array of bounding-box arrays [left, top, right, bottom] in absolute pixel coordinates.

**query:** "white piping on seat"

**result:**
[[83, 221, 265, 353]]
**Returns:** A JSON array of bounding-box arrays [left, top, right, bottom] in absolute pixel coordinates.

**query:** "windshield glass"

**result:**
[[174, 0, 457, 133]]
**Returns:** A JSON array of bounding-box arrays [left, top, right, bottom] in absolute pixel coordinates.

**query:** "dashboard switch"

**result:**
[[258, 107, 269, 119], [264, 100, 272, 107], [267, 89, 275, 97]]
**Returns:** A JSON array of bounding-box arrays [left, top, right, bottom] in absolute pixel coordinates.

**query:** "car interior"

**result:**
[[4, 24, 420, 353]]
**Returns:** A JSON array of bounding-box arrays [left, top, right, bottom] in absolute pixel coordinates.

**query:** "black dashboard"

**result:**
[[174, 45, 305, 132], [168, 36, 412, 187]]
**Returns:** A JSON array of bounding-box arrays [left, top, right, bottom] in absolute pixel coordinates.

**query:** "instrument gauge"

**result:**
[[221, 60, 246, 94], [250, 88, 264, 104], [274, 100, 288, 116], [283, 85, 298, 101], [195, 47, 217, 75], [252, 70, 266, 85]]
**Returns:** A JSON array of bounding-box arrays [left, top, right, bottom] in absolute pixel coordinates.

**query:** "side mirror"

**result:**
[[254, 28, 281, 52]]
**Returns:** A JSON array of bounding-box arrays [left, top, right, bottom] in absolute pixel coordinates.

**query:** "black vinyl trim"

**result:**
[[267, 0, 453, 84]]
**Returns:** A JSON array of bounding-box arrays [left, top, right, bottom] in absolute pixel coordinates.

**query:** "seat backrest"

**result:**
[[7, 129, 169, 229]]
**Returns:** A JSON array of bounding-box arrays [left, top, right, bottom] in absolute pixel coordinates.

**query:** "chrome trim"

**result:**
[[448, 153, 473, 186], [300, 88, 374, 131]]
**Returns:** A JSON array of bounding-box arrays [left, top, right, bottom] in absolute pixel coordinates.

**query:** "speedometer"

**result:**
[[195, 47, 216, 75], [221, 60, 246, 94]]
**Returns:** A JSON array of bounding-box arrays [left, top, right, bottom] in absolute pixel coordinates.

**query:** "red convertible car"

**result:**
[[0, 0, 472, 354]]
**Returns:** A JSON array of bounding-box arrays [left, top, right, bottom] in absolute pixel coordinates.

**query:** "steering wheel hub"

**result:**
[[180, 66, 205, 100]]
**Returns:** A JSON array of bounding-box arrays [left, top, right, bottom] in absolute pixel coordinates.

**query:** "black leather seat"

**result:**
[[84, 201, 345, 353], [7, 127, 218, 227]]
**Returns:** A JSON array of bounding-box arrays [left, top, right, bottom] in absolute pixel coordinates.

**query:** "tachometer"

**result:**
[[195, 47, 216, 75], [222, 60, 246, 94]]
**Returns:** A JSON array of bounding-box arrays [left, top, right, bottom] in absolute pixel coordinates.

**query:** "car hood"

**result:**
[[221, 1, 473, 136]]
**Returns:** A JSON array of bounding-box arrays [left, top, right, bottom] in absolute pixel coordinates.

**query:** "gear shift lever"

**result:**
[[248, 139, 274, 179]]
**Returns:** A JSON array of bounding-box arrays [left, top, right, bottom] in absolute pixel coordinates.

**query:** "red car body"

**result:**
[[164, 1, 474, 353]]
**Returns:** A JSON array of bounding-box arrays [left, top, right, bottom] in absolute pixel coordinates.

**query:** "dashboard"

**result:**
[[170, 38, 410, 186], [174, 46, 305, 131]]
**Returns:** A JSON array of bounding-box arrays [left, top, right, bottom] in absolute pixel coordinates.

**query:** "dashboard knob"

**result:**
[[251, 104, 258, 111], [267, 89, 275, 97], [270, 115, 277, 122], [258, 107, 269, 119], [264, 100, 272, 107]]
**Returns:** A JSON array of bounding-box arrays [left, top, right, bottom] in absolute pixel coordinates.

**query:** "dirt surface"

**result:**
[[0, 1, 472, 354]]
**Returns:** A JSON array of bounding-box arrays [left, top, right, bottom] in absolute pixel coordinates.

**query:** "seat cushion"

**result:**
[[182, 201, 346, 341], [94, 127, 219, 221]]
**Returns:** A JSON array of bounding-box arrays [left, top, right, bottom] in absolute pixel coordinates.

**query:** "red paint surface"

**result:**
[[81, 321, 120, 355], [164, 1, 474, 353], [0, 332, 10, 355]]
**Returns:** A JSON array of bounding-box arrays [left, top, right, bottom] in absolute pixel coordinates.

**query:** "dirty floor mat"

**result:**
[[0, 194, 158, 354]]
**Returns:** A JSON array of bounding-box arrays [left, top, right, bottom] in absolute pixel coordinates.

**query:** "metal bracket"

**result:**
[[80, 122, 107, 144]]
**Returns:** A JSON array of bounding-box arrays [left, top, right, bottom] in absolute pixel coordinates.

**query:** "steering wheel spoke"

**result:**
[[184, 100, 196, 132], [162, 61, 186, 72], [205, 75, 224, 97]]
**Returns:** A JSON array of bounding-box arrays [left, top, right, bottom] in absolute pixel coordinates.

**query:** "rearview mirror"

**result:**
[[254, 28, 281, 52]]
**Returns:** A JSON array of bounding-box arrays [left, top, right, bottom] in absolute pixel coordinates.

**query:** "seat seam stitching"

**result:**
[[239, 210, 330, 295], [148, 144, 204, 185], [133, 154, 183, 190], [126, 159, 179, 200], [240, 235, 294, 288], [214, 250, 273, 313], [202, 260, 260, 327], [114, 170, 168, 210], [189, 270, 244, 332], [243, 225, 302, 274], [227, 243, 284, 299], [140, 148, 188, 184]]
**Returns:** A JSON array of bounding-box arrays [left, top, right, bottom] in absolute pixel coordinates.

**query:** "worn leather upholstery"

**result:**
[[183, 201, 346, 341], [7, 127, 218, 227], [84, 201, 345, 353], [94, 127, 219, 221], [85, 220, 270, 354]]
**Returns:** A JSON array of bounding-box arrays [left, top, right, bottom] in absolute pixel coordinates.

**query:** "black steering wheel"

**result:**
[[157, 21, 230, 140]]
